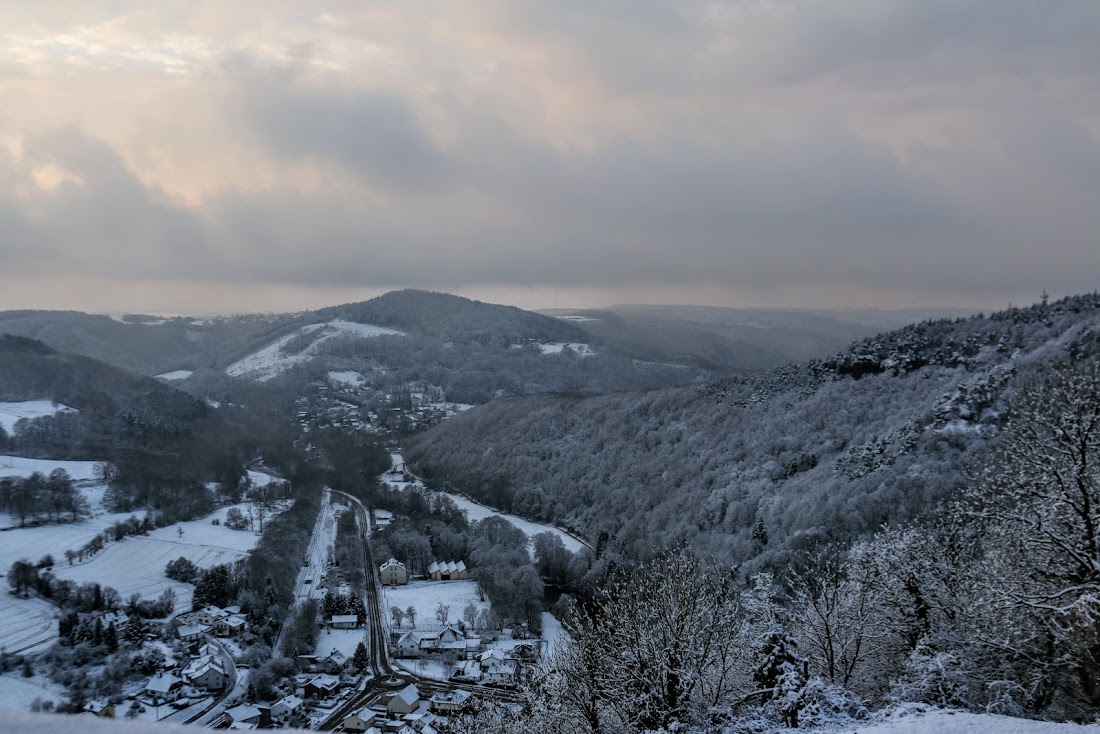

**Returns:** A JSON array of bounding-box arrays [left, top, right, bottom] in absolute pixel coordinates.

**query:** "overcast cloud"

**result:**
[[0, 0, 1097, 312]]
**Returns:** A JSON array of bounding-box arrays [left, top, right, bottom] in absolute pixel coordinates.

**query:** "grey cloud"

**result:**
[[235, 69, 452, 189]]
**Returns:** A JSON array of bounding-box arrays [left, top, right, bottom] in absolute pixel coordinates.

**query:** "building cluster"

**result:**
[[175, 604, 247, 642], [342, 683, 474, 734], [393, 626, 527, 688]]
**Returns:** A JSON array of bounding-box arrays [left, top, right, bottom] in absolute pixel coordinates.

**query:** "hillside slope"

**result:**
[[407, 294, 1100, 569], [544, 304, 979, 370]]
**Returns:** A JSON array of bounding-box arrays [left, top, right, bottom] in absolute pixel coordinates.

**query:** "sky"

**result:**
[[1, 1, 1098, 315]]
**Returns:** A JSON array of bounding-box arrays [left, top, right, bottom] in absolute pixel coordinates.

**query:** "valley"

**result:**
[[1, 290, 1098, 734]]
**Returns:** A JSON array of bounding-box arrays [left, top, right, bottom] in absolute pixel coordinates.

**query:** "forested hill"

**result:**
[[406, 293, 1100, 571], [312, 289, 593, 343], [0, 309, 277, 375]]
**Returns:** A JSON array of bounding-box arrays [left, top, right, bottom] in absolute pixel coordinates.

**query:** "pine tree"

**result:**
[[105, 622, 119, 653], [353, 642, 370, 673]]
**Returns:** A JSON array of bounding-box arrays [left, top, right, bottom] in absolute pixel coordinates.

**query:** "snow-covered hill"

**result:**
[[226, 319, 404, 381]]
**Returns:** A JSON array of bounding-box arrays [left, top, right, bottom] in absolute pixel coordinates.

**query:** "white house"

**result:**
[[380, 558, 408, 586], [216, 614, 247, 637], [271, 694, 303, 726], [394, 632, 421, 658], [429, 690, 472, 715], [182, 654, 227, 691], [143, 673, 185, 705]]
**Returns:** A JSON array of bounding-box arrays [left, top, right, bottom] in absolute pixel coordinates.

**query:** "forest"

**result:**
[[408, 294, 1100, 577], [436, 354, 1100, 731]]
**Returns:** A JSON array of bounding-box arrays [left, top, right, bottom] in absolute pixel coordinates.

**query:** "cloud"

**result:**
[[0, 0, 1098, 311]]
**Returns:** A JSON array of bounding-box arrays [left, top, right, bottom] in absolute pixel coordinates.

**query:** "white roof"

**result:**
[[331, 614, 358, 624], [394, 684, 420, 707], [381, 558, 406, 570], [430, 690, 471, 705], [178, 624, 210, 637], [146, 673, 182, 693], [275, 694, 303, 710]]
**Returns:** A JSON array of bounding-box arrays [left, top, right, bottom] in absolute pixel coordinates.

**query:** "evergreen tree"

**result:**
[[353, 641, 370, 673]]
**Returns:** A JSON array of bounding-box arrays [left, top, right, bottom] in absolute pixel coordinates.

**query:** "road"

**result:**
[[273, 488, 334, 655], [318, 489, 521, 731]]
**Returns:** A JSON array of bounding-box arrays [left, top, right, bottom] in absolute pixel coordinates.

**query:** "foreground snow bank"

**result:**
[[821, 708, 1099, 733]]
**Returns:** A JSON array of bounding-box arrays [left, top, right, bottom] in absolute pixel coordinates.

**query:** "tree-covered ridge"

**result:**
[[313, 289, 594, 344], [406, 293, 1100, 572]]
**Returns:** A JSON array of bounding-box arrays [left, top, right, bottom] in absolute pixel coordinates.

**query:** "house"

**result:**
[[304, 673, 341, 699], [191, 605, 229, 626], [182, 653, 228, 691], [429, 690, 472, 715], [483, 657, 519, 687], [379, 558, 408, 586], [426, 560, 468, 581], [320, 648, 349, 673], [216, 614, 247, 637], [223, 703, 262, 729], [177, 623, 210, 643], [331, 614, 359, 629], [387, 684, 420, 715], [342, 707, 381, 732], [418, 626, 478, 658], [144, 673, 185, 705], [271, 694, 303, 726], [83, 700, 115, 718], [394, 632, 421, 658]]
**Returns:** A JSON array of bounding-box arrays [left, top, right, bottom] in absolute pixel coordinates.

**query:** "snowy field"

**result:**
[[386, 454, 588, 555], [227, 320, 405, 381], [0, 402, 76, 434], [538, 342, 594, 356], [154, 370, 193, 381], [51, 503, 267, 612], [380, 580, 488, 633], [0, 455, 100, 481], [315, 628, 366, 659], [832, 709, 1100, 733], [0, 672, 68, 713], [328, 370, 366, 386]]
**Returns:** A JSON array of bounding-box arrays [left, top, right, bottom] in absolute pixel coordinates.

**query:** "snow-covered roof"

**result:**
[[381, 558, 406, 571], [308, 674, 340, 690], [426, 560, 466, 574], [177, 624, 209, 637], [394, 684, 420, 707], [145, 673, 183, 692], [274, 694, 303, 711], [430, 690, 471, 705], [331, 614, 358, 624]]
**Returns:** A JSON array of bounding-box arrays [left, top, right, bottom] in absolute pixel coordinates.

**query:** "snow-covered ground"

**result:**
[[247, 469, 282, 488], [328, 370, 366, 386], [538, 342, 594, 356], [831, 708, 1100, 733], [227, 320, 405, 381], [540, 612, 567, 656], [0, 672, 68, 713], [49, 503, 268, 614], [154, 370, 193, 381], [385, 454, 588, 555], [0, 402, 77, 434], [380, 580, 488, 633], [0, 456, 100, 481], [315, 627, 366, 659]]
